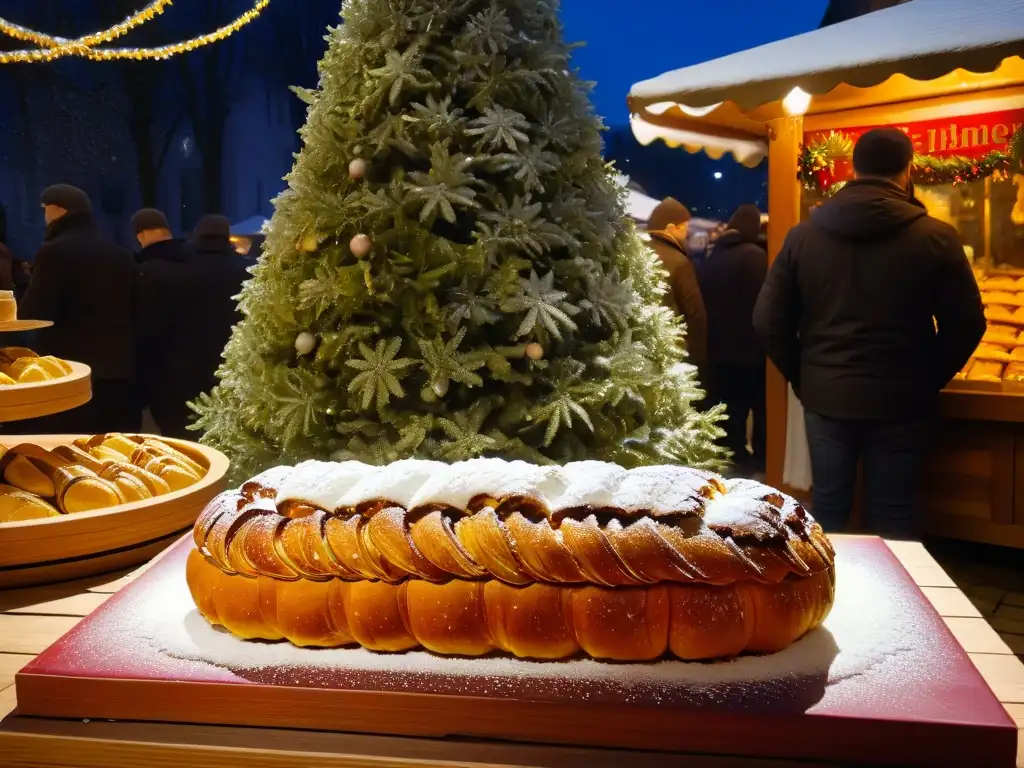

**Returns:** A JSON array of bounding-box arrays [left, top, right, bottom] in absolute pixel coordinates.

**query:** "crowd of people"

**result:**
[[648, 128, 985, 539], [647, 196, 768, 476], [8, 184, 252, 439]]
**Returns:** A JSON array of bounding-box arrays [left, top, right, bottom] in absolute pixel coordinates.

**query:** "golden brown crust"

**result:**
[[193, 469, 834, 589], [0, 435, 203, 518], [186, 548, 836, 660]]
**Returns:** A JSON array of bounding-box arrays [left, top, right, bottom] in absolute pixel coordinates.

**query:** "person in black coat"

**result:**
[[132, 208, 192, 436], [136, 214, 249, 438], [753, 129, 985, 539], [20, 185, 140, 434], [699, 204, 767, 472], [132, 208, 187, 265]]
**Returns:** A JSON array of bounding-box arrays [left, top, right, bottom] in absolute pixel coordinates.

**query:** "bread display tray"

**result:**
[[0, 436, 229, 588], [14, 534, 1018, 767], [0, 362, 91, 422], [0, 320, 54, 334]]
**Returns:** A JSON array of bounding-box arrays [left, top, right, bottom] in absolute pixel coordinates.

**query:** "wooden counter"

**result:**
[[922, 391, 1024, 549], [0, 540, 1021, 768]]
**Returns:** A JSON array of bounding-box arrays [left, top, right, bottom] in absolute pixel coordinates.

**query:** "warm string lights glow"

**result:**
[[0, 0, 269, 64], [0, 0, 173, 51]]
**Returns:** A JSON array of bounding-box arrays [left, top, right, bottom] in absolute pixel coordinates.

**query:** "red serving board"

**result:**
[[15, 535, 1018, 767]]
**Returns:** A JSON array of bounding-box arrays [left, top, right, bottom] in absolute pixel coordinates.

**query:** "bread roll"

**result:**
[[0, 484, 60, 522], [983, 325, 1018, 344], [1005, 363, 1024, 382], [982, 291, 1021, 306], [974, 343, 1011, 363], [187, 461, 836, 661], [967, 360, 1004, 382], [0, 347, 37, 364], [983, 276, 1018, 291]]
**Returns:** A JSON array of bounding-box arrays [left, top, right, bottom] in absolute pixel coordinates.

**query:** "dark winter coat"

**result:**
[[699, 230, 767, 366], [21, 213, 137, 380], [753, 178, 985, 421], [649, 230, 709, 368], [136, 236, 249, 430], [137, 237, 187, 265]]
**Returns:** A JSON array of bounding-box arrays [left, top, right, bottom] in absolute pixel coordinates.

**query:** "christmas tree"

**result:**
[[192, 0, 725, 481]]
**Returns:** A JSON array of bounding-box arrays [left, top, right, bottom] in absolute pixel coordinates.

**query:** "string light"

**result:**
[[0, 0, 269, 64], [0, 0, 174, 51]]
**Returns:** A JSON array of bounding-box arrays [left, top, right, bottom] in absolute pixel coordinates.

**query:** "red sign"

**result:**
[[807, 108, 1024, 159]]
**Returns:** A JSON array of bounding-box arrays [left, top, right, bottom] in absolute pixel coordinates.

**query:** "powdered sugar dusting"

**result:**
[[116, 543, 943, 710], [408, 459, 560, 510], [338, 459, 445, 509], [276, 460, 373, 510], [610, 465, 714, 516], [550, 461, 627, 511]]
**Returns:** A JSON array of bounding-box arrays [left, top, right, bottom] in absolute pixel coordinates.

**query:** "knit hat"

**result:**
[[727, 204, 762, 242], [191, 214, 231, 242], [853, 128, 914, 178], [647, 197, 691, 232], [40, 184, 92, 215], [130, 208, 171, 235]]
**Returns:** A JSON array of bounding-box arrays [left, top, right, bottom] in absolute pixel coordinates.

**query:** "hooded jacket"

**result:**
[[21, 212, 136, 380], [699, 228, 767, 366], [753, 179, 985, 420], [648, 230, 708, 368]]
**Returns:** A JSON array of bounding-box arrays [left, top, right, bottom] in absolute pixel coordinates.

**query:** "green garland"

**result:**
[[799, 126, 1024, 197]]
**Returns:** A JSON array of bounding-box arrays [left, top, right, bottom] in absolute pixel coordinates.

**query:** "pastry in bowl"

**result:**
[[0, 434, 206, 522], [0, 347, 73, 385], [187, 460, 835, 661], [0, 484, 61, 522]]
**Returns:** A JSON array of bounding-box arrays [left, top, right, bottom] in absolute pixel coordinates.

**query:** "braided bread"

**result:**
[[187, 459, 836, 661]]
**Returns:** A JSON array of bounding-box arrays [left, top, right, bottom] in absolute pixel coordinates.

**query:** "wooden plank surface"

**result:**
[[944, 616, 1015, 654], [0, 724, 838, 768], [0, 654, 32, 693], [0, 615, 82, 656], [921, 586, 982, 618], [0, 687, 15, 720], [0, 592, 108, 617], [971, 653, 1024, 704], [0, 538, 1022, 768]]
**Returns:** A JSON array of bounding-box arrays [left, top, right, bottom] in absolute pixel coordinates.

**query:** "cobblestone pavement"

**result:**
[[925, 538, 1024, 661]]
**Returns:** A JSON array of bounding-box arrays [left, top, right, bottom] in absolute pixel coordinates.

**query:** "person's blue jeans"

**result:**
[[803, 411, 930, 540]]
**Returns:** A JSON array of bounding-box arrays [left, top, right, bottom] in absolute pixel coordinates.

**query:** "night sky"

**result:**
[[560, 0, 830, 125]]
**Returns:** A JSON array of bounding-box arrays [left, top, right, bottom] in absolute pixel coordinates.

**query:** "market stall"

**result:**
[[628, 0, 1024, 548]]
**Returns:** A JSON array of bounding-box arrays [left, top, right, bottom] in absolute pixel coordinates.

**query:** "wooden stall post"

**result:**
[[765, 116, 803, 491]]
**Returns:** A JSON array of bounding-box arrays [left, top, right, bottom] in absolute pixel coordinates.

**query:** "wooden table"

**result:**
[[0, 540, 1022, 768]]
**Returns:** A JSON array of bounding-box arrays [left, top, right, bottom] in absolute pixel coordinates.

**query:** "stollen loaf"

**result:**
[[187, 459, 836, 661]]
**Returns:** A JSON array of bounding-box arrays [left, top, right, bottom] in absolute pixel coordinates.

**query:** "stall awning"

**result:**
[[231, 216, 269, 237], [628, 0, 1024, 159]]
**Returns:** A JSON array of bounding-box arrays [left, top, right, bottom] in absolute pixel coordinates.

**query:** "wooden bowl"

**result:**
[[0, 435, 229, 588], [0, 319, 54, 333], [0, 361, 92, 422]]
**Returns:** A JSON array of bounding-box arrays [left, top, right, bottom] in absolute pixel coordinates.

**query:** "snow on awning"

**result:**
[[630, 114, 767, 167], [629, 0, 1024, 113], [614, 175, 661, 223], [231, 216, 269, 236], [627, 0, 1024, 159]]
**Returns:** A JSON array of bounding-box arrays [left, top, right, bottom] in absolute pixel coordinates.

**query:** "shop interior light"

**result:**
[[782, 87, 812, 117]]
